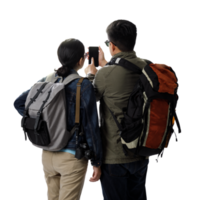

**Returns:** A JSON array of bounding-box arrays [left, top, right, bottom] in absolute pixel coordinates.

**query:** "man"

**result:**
[[85, 20, 149, 200]]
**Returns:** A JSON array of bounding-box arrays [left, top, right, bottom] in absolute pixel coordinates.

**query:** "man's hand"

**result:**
[[99, 45, 108, 67], [89, 166, 101, 182]]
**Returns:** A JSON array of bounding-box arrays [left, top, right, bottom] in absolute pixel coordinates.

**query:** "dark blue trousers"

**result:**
[[100, 159, 149, 200]]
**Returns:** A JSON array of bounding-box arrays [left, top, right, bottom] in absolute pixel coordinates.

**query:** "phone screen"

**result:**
[[89, 47, 99, 67]]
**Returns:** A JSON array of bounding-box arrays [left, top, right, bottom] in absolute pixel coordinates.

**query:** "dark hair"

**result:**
[[55, 38, 85, 77], [106, 20, 137, 52]]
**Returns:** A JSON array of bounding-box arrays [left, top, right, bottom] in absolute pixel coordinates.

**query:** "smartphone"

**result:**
[[89, 47, 99, 67]]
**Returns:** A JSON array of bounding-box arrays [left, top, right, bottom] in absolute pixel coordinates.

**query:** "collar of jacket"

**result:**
[[112, 51, 137, 60], [55, 69, 79, 78]]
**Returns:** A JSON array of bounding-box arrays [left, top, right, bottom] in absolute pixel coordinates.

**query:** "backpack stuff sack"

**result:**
[[21, 72, 83, 151], [106, 58, 181, 158]]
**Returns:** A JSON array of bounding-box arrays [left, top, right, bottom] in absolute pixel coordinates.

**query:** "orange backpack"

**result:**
[[106, 58, 181, 159]]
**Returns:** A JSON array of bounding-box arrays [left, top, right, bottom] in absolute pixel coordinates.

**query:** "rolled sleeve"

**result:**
[[87, 69, 105, 102]]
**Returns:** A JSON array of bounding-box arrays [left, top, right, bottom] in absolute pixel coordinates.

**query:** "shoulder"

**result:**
[[72, 77, 91, 87], [64, 77, 93, 98], [142, 58, 155, 64], [95, 65, 116, 78], [82, 77, 91, 85]]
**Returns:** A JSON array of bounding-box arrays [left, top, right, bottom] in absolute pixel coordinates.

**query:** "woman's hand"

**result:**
[[87, 166, 101, 183], [84, 57, 98, 75], [84, 46, 108, 75]]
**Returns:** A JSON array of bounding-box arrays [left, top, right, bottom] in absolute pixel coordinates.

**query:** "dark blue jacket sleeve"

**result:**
[[13, 77, 46, 116], [81, 81, 103, 167]]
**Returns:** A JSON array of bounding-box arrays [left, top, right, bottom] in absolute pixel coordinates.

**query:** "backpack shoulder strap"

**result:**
[[62, 73, 85, 85], [106, 57, 143, 74], [75, 78, 85, 125]]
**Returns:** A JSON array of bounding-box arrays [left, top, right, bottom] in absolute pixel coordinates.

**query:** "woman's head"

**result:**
[[56, 38, 85, 77]]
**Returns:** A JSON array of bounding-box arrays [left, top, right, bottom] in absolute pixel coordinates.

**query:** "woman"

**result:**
[[13, 38, 102, 200], [41, 38, 102, 200]]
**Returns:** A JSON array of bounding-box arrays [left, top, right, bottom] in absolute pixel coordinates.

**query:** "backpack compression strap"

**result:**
[[22, 82, 48, 140]]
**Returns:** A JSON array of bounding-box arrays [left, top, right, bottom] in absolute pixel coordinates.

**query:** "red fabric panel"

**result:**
[[145, 99, 169, 149], [150, 64, 177, 94]]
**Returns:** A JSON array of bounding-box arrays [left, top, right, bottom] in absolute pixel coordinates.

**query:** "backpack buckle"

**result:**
[[75, 123, 80, 128], [74, 124, 80, 133]]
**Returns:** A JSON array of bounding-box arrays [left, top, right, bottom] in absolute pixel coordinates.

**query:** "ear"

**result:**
[[77, 57, 83, 66], [110, 42, 116, 52], [111, 42, 121, 53]]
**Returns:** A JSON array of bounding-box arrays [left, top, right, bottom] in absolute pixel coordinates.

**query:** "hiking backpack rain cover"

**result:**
[[21, 72, 81, 151], [106, 58, 181, 158]]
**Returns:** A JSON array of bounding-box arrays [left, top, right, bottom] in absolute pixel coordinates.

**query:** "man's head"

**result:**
[[106, 20, 137, 56]]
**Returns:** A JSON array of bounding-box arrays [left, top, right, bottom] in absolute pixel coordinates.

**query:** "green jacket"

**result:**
[[87, 51, 148, 164]]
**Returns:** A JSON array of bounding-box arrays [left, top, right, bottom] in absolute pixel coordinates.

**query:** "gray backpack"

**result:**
[[21, 72, 83, 151]]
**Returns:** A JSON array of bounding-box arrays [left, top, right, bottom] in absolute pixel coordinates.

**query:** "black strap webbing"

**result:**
[[108, 108, 123, 132]]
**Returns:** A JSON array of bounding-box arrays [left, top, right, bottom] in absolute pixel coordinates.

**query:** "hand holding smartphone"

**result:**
[[89, 47, 99, 67]]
